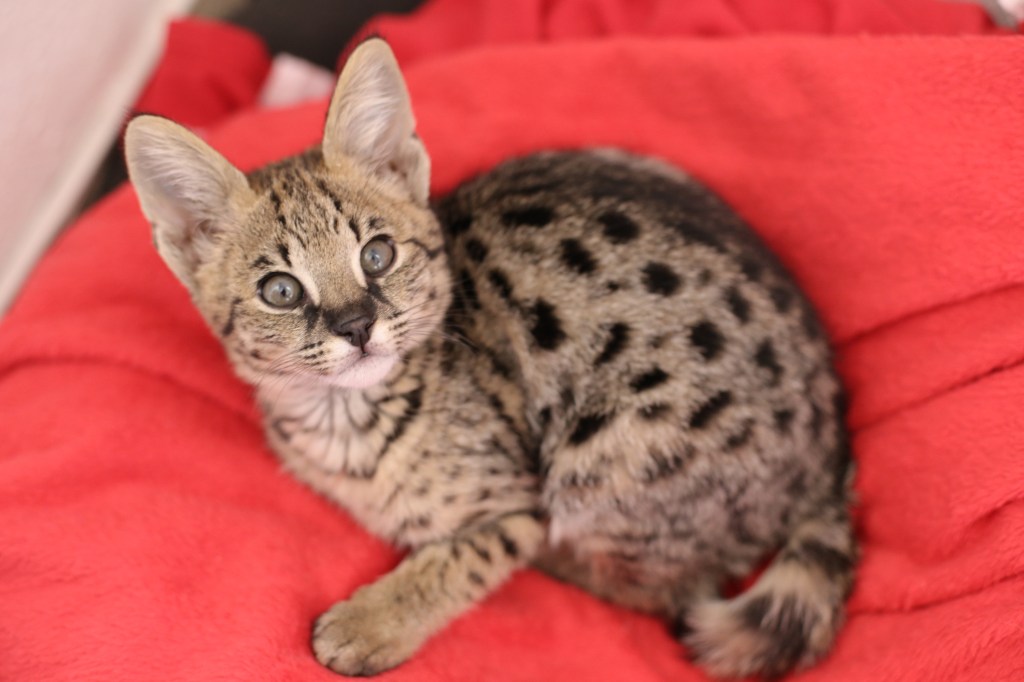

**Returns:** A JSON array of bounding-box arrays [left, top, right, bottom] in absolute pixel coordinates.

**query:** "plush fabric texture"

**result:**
[[2, 1, 1023, 680]]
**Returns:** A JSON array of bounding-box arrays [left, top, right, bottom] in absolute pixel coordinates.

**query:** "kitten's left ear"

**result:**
[[323, 38, 430, 205]]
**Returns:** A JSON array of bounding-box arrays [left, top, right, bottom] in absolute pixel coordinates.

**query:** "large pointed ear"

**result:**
[[124, 115, 255, 292], [323, 38, 430, 205]]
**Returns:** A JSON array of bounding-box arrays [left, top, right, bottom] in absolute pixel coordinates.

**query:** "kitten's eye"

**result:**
[[360, 237, 396, 276], [259, 273, 304, 309]]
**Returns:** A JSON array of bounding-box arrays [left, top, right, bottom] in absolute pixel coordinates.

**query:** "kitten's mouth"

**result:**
[[325, 347, 398, 389]]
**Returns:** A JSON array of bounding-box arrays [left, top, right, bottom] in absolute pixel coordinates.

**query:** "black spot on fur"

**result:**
[[465, 237, 488, 263], [786, 471, 808, 498], [460, 507, 487, 528], [365, 280, 391, 306], [448, 213, 473, 237], [569, 413, 611, 445], [832, 439, 853, 496], [638, 403, 671, 420], [725, 286, 751, 323], [774, 408, 795, 433], [672, 615, 694, 639], [642, 262, 682, 296], [468, 539, 492, 563], [697, 269, 713, 287], [488, 269, 514, 302], [755, 340, 783, 386], [502, 206, 553, 228], [598, 211, 640, 244], [538, 407, 552, 428], [561, 471, 602, 488], [788, 539, 854, 581], [269, 417, 293, 443], [345, 217, 361, 241], [314, 178, 342, 210], [689, 391, 732, 428], [725, 420, 755, 450], [771, 285, 794, 313], [740, 595, 813, 676], [801, 305, 822, 339], [728, 509, 758, 545], [641, 448, 691, 482], [690, 321, 725, 361], [251, 255, 271, 269], [833, 390, 848, 419], [303, 305, 321, 332], [375, 386, 424, 463], [395, 513, 432, 535], [740, 594, 773, 630], [277, 243, 291, 267], [560, 238, 597, 274], [438, 333, 459, 369], [630, 367, 670, 393], [673, 221, 725, 253], [530, 299, 566, 350], [498, 532, 519, 559], [457, 269, 481, 310], [467, 571, 485, 586], [595, 323, 630, 365], [739, 258, 763, 282], [559, 384, 575, 411], [482, 346, 513, 379], [221, 297, 242, 336], [810, 403, 824, 438]]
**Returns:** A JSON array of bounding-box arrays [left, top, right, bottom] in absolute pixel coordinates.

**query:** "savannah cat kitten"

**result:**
[[124, 39, 856, 678]]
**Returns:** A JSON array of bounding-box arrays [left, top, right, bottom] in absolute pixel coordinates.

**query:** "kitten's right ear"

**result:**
[[323, 38, 430, 205], [124, 115, 255, 292]]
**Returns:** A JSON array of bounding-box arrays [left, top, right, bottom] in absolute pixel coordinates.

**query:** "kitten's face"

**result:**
[[125, 38, 446, 391], [199, 154, 451, 389]]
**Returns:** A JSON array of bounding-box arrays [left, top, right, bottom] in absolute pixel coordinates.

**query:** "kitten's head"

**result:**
[[125, 39, 450, 390]]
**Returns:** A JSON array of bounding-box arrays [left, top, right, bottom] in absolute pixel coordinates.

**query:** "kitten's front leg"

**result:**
[[312, 511, 544, 676]]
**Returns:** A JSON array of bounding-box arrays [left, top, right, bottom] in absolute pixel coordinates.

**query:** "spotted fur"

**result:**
[[125, 38, 856, 679]]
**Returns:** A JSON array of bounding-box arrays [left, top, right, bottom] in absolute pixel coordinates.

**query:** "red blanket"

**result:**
[[3, 1, 1023, 680]]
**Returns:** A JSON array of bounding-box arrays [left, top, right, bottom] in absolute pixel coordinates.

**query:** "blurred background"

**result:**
[[0, 0, 1016, 317]]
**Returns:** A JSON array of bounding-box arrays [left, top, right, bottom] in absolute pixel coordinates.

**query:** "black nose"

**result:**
[[330, 315, 374, 349]]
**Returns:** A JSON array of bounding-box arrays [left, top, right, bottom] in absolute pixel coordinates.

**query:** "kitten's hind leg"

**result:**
[[312, 511, 544, 676]]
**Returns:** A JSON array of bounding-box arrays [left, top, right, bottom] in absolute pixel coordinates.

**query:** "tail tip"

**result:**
[[681, 590, 840, 679]]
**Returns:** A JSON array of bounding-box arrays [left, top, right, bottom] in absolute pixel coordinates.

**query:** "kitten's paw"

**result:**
[[312, 590, 420, 676]]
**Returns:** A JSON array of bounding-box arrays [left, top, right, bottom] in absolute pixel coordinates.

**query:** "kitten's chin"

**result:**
[[324, 353, 398, 390]]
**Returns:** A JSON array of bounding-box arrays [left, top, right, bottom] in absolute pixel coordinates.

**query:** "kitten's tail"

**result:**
[[681, 498, 856, 678]]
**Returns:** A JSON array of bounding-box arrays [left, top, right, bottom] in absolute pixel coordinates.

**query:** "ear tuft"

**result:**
[[323, 39, 430, 205], [124, 116, 254, 291]]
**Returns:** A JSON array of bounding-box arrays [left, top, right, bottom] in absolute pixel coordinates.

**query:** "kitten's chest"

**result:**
[[263, 387, 395, 479], [259, 380, 539, 546]]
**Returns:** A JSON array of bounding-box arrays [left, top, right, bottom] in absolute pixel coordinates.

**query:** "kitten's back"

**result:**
[[437, 150, 853, 675]]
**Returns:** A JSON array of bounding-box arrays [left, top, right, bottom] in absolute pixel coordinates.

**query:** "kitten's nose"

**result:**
[[331, 315, 374, 349]]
